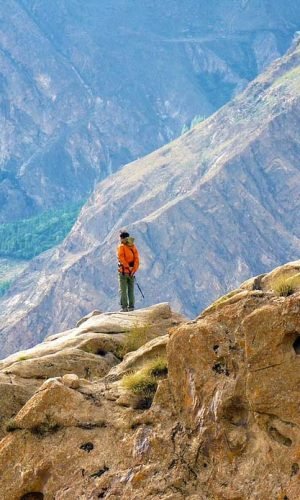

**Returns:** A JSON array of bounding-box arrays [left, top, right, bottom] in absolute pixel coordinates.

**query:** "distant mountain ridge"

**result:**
[[0, 39, 299, 357], [1, 0, 300, 222]]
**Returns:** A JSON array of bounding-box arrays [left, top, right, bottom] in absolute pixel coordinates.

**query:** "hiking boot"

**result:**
[[120, 307, 128, 312], [128, 307, 135, 311]]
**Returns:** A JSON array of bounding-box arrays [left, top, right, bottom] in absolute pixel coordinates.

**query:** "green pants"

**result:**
[[119, 274, 135, 309]]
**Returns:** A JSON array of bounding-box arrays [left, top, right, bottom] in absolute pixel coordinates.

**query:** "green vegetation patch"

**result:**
[[31, 422, 61, 436], [121, 357, 168, 397], [146, 356, 168, 378], [16, 355, 30, 362], [0, 201, 84, 260], [6, 418, 21, 432], [272, 273, 300, 297], [118, 324, 151, 358], [122, 371, 158, 396]]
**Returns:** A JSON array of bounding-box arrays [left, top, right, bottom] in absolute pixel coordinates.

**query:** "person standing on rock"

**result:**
[[117, 231, 140, 312]]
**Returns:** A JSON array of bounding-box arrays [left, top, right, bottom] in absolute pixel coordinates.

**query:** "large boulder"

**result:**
[[10, 378, 107, 431], [0, 303, 185, 444], [167, 288, 300, 498], [0, 374, 36, 439]]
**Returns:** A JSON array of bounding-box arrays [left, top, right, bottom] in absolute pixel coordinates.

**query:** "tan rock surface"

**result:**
[[11, 378, 106, 431], [0, 377, 35, 439], [1, 270, 300, 498], [0, 303, 184, 452], [62, 373, 80, 389], [76, 309, 103, 328]]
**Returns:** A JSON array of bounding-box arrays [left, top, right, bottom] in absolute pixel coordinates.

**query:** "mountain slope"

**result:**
[[0, 40, 300, 357], [1, 0, 300, 222]]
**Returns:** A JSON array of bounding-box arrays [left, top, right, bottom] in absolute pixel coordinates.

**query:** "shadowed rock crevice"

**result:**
[[222, 398, 249, 427], [89, 465, 109, 478], [20, 494, 44, 500], [291, 463, 299, 476], [267, 424, 292, 447], [212, 359, 230, 376], [96, 350, 107, 357], [292, 336, 300, 354], [80, 442, 94, 453]]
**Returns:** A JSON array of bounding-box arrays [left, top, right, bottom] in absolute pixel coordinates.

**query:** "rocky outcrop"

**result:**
[[1, 40, 300, 356], [1, 1, 300, 222], [0, 303, 184, 439], [1, 263, 300, 498]]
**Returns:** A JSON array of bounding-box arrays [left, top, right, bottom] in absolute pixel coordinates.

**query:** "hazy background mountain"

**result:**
[[1, 0, 300, 224], [1, 39, 299, 357]]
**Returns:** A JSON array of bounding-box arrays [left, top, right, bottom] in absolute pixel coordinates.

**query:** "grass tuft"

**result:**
[[16, 355, 29, 362], [145, 356, 168, 378], [122, 371, 158, 396], [272, 274, 300, 297], [31, 422, 61, 436], [118, 324, 151, 358], [6, 418, 21, 432], [121, 356, 168, 398]]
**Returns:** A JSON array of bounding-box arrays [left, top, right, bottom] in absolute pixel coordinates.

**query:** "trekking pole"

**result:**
[[134, 277, 145, 299]]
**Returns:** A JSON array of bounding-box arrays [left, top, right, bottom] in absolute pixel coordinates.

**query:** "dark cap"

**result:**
[[120, 231, 130, 239]]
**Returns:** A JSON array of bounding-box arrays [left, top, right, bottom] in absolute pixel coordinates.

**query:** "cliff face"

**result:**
[[0, 263, 300, 499], [1, 40, 300, 357], [1, 0, 300, 221]]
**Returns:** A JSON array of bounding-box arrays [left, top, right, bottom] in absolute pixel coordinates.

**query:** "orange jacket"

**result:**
[[117, 242, 140, 275]]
